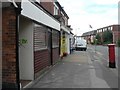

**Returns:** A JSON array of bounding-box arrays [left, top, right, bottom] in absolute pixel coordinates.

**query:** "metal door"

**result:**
[[47, 29, 52, 65]]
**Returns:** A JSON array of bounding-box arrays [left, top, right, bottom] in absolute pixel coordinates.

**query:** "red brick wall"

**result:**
[[34, 49, 51, 78], [112, 25, 120, 43], [52, 47, 60, 64], [2, 6, 17, 88], [40, 1, 54, 15]]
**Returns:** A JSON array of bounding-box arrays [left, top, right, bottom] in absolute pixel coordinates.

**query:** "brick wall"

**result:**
[[40, 1, 54, 15], [112, 25, 120, 43], [2, 6, 18, 88]]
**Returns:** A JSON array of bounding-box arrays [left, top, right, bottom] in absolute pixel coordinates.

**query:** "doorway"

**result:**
[[19, 16, 34, 87], [47, 29, 52, 65]]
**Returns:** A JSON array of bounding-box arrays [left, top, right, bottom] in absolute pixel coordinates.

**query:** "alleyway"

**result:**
[[26, 48, 118, 89]]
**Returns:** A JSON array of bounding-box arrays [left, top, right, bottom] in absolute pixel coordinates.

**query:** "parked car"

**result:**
[[75, 38, 87, 51]]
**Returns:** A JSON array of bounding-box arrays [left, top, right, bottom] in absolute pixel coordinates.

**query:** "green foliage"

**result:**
[[102, 30, 113, 44], [117, 39, 120, 47], [96, 33, 101, 40], [92, 33, 102, 45], [95, 33, 102, 44], [92, 38, 98, 45]]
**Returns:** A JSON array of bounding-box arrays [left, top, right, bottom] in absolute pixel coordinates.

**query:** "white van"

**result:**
[[75, 37, 87, 51]]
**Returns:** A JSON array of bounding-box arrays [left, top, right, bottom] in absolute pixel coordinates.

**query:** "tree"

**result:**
[[102, 30, 113, 44], [95, 33, 101, 44], [117, 39, 120, 47]]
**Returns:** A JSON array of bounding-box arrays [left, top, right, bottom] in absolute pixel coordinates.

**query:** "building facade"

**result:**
[[82, 25, 120, 45], [2, 0, 74, 89], [2, 2, 21, 89], [2, 0, 61, 89], [40, 0, 72, 57]]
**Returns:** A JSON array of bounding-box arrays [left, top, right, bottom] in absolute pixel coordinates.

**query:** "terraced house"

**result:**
[[1, 0, 67, 89], [82, 25, 120, 45], [40, 0, 73, 57]]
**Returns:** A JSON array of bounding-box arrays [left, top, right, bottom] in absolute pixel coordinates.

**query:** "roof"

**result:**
[[82, 24, 120, 37], [82, 30, 97, 36]]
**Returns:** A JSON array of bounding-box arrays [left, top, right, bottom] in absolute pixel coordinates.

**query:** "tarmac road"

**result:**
[[87, 46, 118, 88]]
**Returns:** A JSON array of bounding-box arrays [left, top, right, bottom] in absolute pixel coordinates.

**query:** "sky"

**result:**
[[58, 0, 119, 36]]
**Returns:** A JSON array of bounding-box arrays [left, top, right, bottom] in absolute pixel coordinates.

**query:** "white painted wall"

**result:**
[[66, 34, 70, 54], [61, 25, 70, 54], [61, 26, 70, 34], [19, 16, 34, 80], [21, 0, 60, 31]]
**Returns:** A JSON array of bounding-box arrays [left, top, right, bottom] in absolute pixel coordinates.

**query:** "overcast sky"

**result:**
[[58, 0, 119, 36]]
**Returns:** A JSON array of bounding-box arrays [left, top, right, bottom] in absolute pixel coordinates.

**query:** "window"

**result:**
[[54, 5, 58, 15], [64, 17, 68, 26], [108, 27, 111, 30], [111, 26, 113, 30], [105, 28, 107, 31], [52, 30, 59, 48], [34, 24, 47, 51]]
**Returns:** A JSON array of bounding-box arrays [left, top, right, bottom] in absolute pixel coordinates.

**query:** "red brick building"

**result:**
[[82, 25, 120, 45], [2, 1, 61, 89], [2, 0, 73, 89], [40, 0, 72, 57], [112, 25, 120, 43], [37, 0, 61, 64], [2, 2, 21, 89], [40, 0, 54, 15]]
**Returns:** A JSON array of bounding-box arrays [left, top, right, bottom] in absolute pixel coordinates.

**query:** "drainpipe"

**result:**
[[14, 2, 22, 90], [59, 30, 61, 56]]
